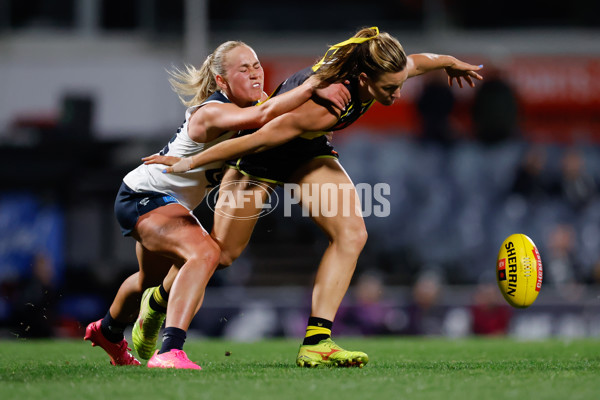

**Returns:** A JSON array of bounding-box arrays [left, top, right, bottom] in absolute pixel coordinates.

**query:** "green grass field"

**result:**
[[1, 337, 599, 400]]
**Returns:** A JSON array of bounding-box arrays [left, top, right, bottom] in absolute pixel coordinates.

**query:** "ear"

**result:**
[[358, 72, 369, 84], [215, 74, 228, 91]]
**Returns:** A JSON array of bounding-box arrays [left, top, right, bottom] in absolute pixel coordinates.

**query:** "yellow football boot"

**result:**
[[132, 287, 166, 360], [296, 338, 368, 368]]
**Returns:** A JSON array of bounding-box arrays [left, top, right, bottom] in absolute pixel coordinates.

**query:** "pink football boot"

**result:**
[[147, 349, 201, 370], [84, 319, 141, 366]]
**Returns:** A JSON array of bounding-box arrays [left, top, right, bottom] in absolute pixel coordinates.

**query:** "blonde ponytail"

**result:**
[[168, 40, 248, 107], [313, 27, 407, 84]]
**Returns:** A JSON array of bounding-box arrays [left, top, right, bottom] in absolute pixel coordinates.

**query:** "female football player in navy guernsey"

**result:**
[[143, 27, 483, 368], [83, 40, 351, 369]]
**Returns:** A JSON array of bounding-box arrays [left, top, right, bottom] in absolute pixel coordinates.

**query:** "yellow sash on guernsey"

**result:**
[[300, 130, 329, 140]]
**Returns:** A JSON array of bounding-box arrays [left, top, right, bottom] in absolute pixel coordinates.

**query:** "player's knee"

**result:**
[[186, 240, 221, 272], [336, 224, 368, 254], [203, 241, 222, 271], [351, 226, 369, 251]]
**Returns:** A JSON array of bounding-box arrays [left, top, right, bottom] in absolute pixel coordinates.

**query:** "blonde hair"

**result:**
[[313, 27, 407, 84], [168, 41, 248, 107]]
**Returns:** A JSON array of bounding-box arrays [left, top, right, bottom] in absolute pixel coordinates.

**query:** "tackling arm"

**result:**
[[195, 77, 349, 139], [163, 100, 340, 173]]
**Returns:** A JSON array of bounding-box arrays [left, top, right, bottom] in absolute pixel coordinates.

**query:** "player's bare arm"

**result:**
[[407, 53, 483, 88], [144, 100, 339, 173], [189, 78, 350, 142]]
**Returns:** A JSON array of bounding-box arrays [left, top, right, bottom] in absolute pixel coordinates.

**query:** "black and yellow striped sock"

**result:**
[[148, 285, 168, 313], [302, 316, 333, 345]]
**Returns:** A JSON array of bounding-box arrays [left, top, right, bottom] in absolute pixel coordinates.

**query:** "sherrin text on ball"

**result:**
[[496, 233, 543, 308]]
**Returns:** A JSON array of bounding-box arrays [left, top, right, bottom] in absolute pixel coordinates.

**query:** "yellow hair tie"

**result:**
[[312, 27, 380, 72]]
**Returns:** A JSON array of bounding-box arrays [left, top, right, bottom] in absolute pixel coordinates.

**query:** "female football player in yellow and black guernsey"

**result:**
[[83, 40, 350, 369], [144, 27, 483, 368]]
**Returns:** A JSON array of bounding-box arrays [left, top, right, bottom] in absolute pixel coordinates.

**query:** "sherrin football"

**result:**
[[496, 233, 543, 308]]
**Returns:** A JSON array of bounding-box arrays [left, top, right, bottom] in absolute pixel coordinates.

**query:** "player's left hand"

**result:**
[[315, 81, 351, 110], [307, 75, 351, 110], [142, 154, 192, 173], [444, 59, 483, 88]]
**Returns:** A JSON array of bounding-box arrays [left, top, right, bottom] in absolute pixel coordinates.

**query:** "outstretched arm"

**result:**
[[145, 100, 339, 173], [407, 53, 483, 88]]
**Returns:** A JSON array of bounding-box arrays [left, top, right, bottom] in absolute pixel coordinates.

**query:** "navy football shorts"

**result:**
[[225, 135, 339, 184], [114, 182, 179, 236]]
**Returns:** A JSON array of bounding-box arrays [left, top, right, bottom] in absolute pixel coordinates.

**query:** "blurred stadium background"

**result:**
[[1, 0, 599, 341]]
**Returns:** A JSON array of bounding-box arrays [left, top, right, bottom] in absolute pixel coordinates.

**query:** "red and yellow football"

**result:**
[[496, 233, 543, 308]]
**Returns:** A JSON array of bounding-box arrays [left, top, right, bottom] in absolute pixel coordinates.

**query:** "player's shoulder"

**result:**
[[184, 91, 233, 120], [405, 55, 419, 77], [289, 66, 314, 82], [201, 91, 231, 105], [275, 66, 314, 95], [189, 92, 236, 119]]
